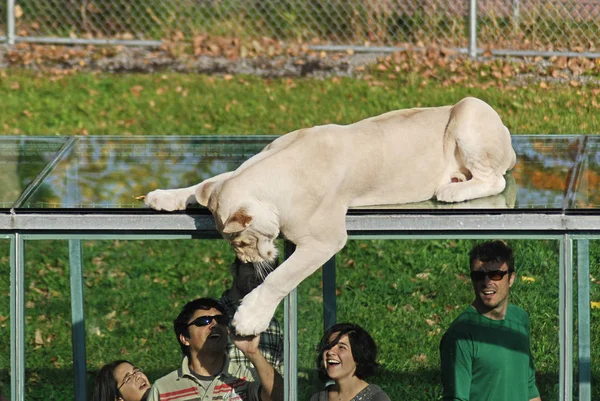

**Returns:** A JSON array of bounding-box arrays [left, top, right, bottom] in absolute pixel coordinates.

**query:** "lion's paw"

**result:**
[[435, 184, 473, 203], [144, 189, 191, 211], [233, 291, 276, 336]]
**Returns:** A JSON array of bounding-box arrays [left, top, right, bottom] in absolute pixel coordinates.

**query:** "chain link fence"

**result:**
[[1, 0, 600, 57]]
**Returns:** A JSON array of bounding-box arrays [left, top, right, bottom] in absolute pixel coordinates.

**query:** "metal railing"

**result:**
[[2, 0, 600, 58]]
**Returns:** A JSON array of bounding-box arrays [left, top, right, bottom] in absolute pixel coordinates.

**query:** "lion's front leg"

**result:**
[[233, 235, 346, 335], [145, 185, 200, 211]]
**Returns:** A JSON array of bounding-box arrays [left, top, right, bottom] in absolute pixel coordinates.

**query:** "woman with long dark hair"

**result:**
[[93, 360, 150, 401]]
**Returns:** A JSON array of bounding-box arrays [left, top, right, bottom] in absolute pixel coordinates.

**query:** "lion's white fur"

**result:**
[[145, 97, 516, 335]]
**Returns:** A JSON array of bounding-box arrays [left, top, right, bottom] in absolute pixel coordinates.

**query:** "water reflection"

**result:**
[[511, 135, 582, 209], [7, 135, 596, 211], [0, 137, 67, 209], [574, 136, 600, 209], [21, 136, 271, 209]]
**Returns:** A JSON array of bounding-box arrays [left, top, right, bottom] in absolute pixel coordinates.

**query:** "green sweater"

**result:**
[[440, 304, 540, 401]]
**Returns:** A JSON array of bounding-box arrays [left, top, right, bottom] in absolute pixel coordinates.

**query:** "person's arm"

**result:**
[[439, 331, 472, 401], [525, 314, 541, 401], [232, 333, 283, 401]]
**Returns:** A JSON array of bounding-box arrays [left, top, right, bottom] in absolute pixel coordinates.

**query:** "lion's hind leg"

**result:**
[[437, 97, 513, 204], [435, 173, 506, 203]]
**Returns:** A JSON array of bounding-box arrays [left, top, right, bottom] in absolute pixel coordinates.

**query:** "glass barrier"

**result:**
[[0, 236, 10, 399], [577, 239, 599, 401], [2, 135, 590, 211], [17, 238, 285, 400], [591, 240, 600, 401], [0, 137, 68, 209], [18, 136, 272, 209], [297, 239, 562, 400], [573, 136, 600, 210]]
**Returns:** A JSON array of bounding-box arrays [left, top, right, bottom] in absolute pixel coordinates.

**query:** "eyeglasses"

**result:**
[[187, 315, 228, 328], [470, 270, 511, 282], [117, 368, 143, 390]]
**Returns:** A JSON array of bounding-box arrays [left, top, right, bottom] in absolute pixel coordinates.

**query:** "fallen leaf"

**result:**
[[14, 4, 23, 18], [130, 85, 144, 96], [35, 329, 44, 346], [411, 354, 428, 363], [591, 301, 600, 309], [521, 276, 535, 282], [416, 272, 430, 280], [428, 328, 441, 336]]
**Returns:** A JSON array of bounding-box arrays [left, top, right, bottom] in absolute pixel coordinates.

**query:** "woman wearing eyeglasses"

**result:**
[[311, 323, 390, 401], [93, 360, 151, 401]]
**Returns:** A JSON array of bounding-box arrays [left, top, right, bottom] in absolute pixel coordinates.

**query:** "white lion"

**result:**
[[145, 97, 516, 335]]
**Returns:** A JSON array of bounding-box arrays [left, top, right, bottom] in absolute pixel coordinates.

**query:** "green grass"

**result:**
[[0, 68, 599, 400], [1, 69, 599, 136]]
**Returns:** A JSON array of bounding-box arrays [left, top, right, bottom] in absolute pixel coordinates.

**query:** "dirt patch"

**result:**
[[1, 42, 599, 87]]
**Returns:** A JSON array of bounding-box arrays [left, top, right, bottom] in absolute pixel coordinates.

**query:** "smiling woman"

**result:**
[[93, 360, 151, 401], [312, 323, 390, 401]]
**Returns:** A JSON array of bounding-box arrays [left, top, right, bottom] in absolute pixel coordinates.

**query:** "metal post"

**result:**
[[322, 256, 336, 331], [577, 239, 591, 401], [559, 235, 573, 401], [468, 0, 477, 58], [283, 241, 297, 401], [512, 0, 521, 27], [7, 0, 15, 45], [69, 240, 87, 401], [10, 233, 25, 401]]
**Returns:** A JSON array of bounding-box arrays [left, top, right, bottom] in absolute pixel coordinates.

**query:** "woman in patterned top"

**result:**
[[310, 323, 390, 401]]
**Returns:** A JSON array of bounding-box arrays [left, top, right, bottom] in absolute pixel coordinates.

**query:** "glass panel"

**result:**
[[298, 239, 561, 400], [19, 136, 274, 209], [21, 238, 285, 399], [589, 240, 600, 401], [510, 135, 582, 210], [0, 237, 9, 398], [15, 135, 583, 211], [0, 137, 68, 209], [571, 136, 600, 210]]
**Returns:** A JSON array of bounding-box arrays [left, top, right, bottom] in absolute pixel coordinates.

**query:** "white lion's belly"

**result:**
[[348, 162, 446, 207]]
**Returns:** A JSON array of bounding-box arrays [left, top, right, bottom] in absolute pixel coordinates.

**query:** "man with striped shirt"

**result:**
[[147, 297, 283, 401]]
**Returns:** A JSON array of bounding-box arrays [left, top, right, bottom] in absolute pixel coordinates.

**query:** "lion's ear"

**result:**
[[222, 208, 253, 234], [195, 181, 216, 207]]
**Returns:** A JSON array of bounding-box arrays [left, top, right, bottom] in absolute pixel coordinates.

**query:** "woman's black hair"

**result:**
[[315, 323, 379, 382], [92, 359, 131, 401]]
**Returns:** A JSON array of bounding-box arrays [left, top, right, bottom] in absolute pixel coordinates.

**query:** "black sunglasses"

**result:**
[[187, 315, 228, 327], [470, 270, 511, 282]]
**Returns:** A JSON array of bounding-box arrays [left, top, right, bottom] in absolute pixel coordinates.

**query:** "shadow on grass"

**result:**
[[0, 367, 595, 400]]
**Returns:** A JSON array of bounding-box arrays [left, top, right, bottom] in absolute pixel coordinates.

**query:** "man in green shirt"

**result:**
[[440, 241, 541, 401]]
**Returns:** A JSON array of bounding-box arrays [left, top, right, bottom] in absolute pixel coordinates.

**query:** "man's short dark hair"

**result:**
[[173, 297, 228, 356], [469, 240, 515, 273], [316, 323, 379, 382]]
